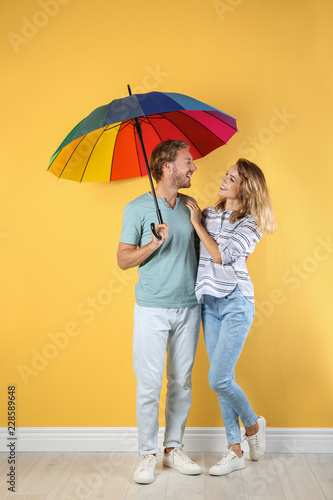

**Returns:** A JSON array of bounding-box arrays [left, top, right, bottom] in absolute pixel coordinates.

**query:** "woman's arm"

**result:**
[[186, 200, 222, 264]]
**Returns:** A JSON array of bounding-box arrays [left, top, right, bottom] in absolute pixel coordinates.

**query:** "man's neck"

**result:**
[[155, 182, 179, 209]]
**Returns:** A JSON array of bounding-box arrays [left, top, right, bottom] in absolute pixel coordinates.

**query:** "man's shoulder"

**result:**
[[126, 192, 150, 205], [124, 192, 151, 211], [179, 193, 196, 203]]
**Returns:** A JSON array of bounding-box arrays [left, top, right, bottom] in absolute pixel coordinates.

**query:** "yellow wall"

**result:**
[[1, 0, 332, 428]]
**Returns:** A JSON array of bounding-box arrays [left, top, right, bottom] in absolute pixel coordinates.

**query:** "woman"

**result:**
[[186, 158, 276, 476]]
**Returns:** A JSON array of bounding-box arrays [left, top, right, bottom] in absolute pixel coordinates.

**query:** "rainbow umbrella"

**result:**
[[48, 87, 237, 236]]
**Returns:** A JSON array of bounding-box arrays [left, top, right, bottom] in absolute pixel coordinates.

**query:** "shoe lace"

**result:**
[[174, 448, 194, 464], [245, 433, 259, 450], [139, 454, 155, 471], [216, 449, 236, 466]]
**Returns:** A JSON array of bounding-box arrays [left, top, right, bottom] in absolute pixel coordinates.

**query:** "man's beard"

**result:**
[[170, 166, 189, 189]]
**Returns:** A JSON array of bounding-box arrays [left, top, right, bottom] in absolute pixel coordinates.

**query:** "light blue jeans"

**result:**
[[202, 287, 258, 444], [133, 303, 201, 455]]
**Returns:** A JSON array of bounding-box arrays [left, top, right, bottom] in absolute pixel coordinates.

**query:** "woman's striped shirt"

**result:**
[[195, 207, 262, 304]]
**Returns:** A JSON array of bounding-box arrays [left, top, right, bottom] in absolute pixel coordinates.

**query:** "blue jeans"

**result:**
[[202, 287, 257, 444]]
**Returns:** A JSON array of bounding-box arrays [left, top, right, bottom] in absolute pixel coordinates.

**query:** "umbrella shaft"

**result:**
[[134, 117, 163, 225]]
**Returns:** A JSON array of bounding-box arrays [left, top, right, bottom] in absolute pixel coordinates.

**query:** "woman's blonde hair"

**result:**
[[215, 158, 276, 234]]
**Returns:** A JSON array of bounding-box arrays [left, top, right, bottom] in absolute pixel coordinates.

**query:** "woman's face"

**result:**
[[219, 164, 242, 206]]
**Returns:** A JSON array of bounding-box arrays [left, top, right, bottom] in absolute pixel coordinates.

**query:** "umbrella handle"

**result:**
[[150, 223, 162, 241]]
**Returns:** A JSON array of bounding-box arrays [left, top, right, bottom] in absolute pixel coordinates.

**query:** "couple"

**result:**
[[117, 139, 275, 484]]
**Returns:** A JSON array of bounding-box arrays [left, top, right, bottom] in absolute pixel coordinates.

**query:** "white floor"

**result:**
[[1, 452, 332, 499]]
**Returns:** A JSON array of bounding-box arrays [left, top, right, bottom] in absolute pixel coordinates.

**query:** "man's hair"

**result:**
[[149, 140, 189, 182]]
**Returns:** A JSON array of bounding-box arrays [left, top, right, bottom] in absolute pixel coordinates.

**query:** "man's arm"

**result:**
[[117, 223, 168, 270]]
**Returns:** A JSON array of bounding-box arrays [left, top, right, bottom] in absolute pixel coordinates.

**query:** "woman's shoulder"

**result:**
[[203, 205, 217, 214], [201, 206, 218, 218], [244, 214, 258, 225], [234, 214, 258, 227]]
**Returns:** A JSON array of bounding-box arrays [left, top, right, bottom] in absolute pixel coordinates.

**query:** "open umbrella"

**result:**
[[48, 86, 237, 237]]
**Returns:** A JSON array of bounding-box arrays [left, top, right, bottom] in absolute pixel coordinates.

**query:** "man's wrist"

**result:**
[[149, 240, 159, 251]]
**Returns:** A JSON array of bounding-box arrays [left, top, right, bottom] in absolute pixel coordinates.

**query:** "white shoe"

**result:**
[[209, 450, 245, 476], [245, 416, 266, 461], [163, 448, 202, 475], [133, 454, 156, 484]]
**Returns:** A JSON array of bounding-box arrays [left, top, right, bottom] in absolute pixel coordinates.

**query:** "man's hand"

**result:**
[[151, 223, 168, 248], [117, 223, 168, 270]]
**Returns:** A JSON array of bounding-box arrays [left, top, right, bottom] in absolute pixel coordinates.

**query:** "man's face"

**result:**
[[169, 148, 197, 189]]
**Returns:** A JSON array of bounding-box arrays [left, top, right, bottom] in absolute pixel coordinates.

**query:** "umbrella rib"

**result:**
[[145, 114, 205, 156], [107, 120, 135, 181], [205, 110, 237, 130], [142, 117, 164, 145], [172, 110, 232, 144], [56, 134, 87, 178], [79, 127, 108, 182], [148, 110, 236, 151], [144, 110, 237, 131], [105, 120, 131, 131], [109, 120, 145, 180], [109, 124, 122, 181]]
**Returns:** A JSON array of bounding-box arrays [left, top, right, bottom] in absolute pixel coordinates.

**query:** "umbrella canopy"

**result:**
[[48, 91, 237, 183]]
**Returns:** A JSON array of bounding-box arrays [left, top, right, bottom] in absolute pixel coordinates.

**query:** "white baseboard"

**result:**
[[1, 427, 332, 453]]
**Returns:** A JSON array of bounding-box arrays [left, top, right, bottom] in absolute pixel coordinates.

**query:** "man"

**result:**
[[117, 140, 201, 484]]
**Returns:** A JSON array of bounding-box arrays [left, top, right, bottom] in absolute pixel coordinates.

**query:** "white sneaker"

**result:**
[[163, 448, 202, 475], [209, 449, 245, 476], [245, 416, 266, 461], [133, 454, 156, 484]]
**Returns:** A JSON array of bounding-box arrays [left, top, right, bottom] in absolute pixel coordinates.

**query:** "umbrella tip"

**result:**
[[127, 84, 132, 96]]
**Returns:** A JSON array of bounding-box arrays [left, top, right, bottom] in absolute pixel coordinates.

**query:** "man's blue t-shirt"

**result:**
[[120, 192, 198, 308]]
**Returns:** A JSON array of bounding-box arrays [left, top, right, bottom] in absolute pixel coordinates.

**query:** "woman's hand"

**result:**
[[186, 199, 201, 226], [186, 200, 222, 264]]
